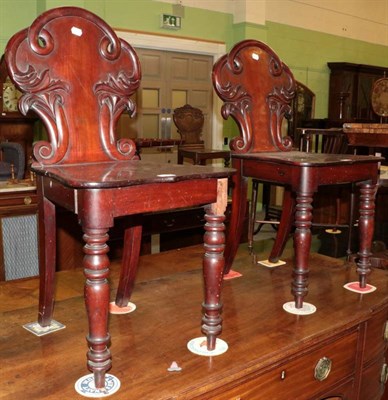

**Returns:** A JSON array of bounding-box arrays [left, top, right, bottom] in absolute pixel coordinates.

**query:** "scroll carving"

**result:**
[[213, 40, 295, 153], [95, 68, 140, 160], [5, 7, 141, 165]]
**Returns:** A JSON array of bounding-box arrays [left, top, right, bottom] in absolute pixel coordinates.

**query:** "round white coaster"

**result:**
[[283, 301, 317, 315], [187, 337, 228, 356], [74, 374, 120, 398], [325, 228, 341, 234], [109, 301, 136, 315]]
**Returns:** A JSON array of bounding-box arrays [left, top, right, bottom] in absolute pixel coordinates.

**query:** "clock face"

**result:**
[[2, 81, 22, 112]]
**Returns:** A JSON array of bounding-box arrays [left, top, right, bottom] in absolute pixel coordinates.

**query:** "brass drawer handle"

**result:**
[[24, 196, 32, 205], [384, 321, 388, 341], [381, 363, 388, 384], [314, 357, 332, 381]]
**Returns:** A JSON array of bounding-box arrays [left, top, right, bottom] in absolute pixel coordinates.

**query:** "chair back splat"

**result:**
[[212, 40, 295, 154], [5, 7, 140, 165]]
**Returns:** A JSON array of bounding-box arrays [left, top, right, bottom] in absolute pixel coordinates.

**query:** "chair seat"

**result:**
[[234, 151, 377, 165], [33, 160, 230, 188]]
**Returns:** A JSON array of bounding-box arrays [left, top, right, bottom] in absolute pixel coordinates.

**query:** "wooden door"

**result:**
[[117, 49, 214, 147]]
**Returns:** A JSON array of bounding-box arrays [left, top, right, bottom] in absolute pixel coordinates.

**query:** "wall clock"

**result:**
[[2, 76, 22, 113]]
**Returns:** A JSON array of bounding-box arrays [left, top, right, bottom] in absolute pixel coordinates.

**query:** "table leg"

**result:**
[[292, 188, 313, 308], [202, 178, 227, 350], [83, 226, 111, 390], [357, 181, 378, 287]]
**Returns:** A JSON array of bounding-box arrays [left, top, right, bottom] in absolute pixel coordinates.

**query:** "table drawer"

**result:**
[[209, 331, 358, 400]]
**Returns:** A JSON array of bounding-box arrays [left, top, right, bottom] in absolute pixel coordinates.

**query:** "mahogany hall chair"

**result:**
[[248, 81, 316, 247], [175, 104, 230, 166], [6, 7, 232, 391], [212, 40, 382, 311]]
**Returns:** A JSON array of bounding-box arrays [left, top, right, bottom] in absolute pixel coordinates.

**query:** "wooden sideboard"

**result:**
[[183, 253, 388, 400], [2, 244, 387, 399]]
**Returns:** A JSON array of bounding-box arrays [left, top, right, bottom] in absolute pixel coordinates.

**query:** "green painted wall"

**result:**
[[1, 0, 387, 134]]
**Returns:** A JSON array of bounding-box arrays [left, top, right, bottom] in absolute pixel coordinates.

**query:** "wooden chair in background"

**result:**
[[6, 7, 232, 392], [213, 39, 382, 312], [175, 104, 230, 166]]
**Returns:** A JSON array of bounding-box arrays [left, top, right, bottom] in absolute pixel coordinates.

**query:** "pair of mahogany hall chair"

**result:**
[[5, 7, 381, 391]]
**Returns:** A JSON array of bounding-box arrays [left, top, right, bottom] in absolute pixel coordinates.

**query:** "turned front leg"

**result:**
[[357, 182, 378, 287], [83, 227, 111, 390], [292, 189, 313, 308], [202, 178, 227, 350]]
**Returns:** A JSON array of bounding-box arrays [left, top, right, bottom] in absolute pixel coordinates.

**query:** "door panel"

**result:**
[[170, 56, 190, 80], [117, 48, 213, 146]]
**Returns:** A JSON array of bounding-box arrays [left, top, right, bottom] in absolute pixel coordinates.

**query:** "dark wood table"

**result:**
[[178, 147, 231, 166], [2, 245, 387, 399], [343, 123, 388, 148]]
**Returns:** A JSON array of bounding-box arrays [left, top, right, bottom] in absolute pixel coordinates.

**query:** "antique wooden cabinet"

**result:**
[[328, 62, 388, 124], [1, 244, 387, 399], [0, 184, 38, 280]]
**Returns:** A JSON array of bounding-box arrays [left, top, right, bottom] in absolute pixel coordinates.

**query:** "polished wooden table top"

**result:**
[[1, 245, 387, 399], [343, 123, 388, 148]]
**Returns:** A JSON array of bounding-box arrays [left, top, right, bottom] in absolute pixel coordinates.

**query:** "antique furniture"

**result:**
[[249, 81, 316, 246], [288, 81, 316, 142], [248, 128, 348, 252], [248, 127, 356, 263], [175, 104, 230, 166], [213, 40, 382, 311], [5, 6, 232, 391], [328, 62, 388, 125], [2, 245, 387, 399], [344, 123, 388, 149], [0, 55, 36, 176], [0, 182, 37, 281]]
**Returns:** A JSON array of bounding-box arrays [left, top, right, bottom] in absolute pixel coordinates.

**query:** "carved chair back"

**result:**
[[173, 104, 204, 145], [289, 81, 315, 143], [212, 40, 295, 154], [5, 7, 141, 166]]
